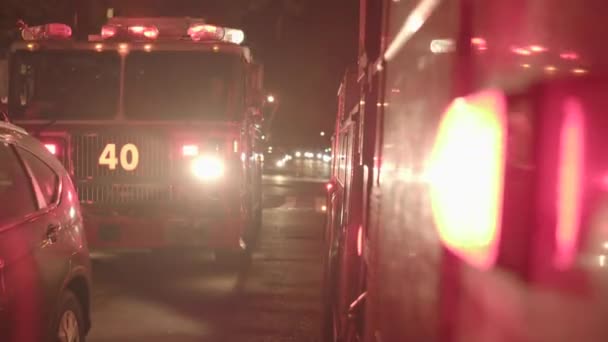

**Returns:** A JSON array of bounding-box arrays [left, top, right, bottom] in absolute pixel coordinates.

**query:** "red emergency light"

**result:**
[[101, 25, 117, 39], [101, 24, 159, 40], [429, 90, 507, 270], [188, 24, 224, 41], [187, 24, 245, 44], [22, 23, 72, 41], [44, 143, 58, 155], [128, 25, 159, 39], [41, 138, 65, 161]]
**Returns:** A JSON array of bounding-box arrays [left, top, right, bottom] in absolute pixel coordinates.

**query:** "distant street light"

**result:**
[[320, 131, 326, 137], [267, 95, 276, 103]]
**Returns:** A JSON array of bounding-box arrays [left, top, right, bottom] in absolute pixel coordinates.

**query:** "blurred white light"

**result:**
[[321, 205, 327, 212], [323, 155, 332, 162], [600, 255, 607, 267], [267, 95, 275, 103], [276, 160, 285, 168], [320, 131, 326, 137], [317, 153, 323, 159], [304, 152, 314, 158], [295, 151, 302, 158], [191, 155, 224, 181], [261, 135, 266, 140]]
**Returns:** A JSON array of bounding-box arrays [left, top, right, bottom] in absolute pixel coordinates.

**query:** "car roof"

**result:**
[[0, 121, 28, 135]]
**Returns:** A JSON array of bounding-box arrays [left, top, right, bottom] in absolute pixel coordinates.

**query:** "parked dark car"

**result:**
[[0, 121, 91, 342]]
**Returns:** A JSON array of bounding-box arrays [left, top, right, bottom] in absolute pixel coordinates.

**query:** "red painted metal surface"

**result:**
[[326, 1, 608, 341]]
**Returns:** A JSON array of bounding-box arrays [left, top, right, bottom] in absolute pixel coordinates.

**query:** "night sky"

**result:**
[[1, 0, 360, 148]]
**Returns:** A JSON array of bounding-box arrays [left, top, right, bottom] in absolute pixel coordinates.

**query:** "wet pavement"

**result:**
[[88, 162, 329, 342]]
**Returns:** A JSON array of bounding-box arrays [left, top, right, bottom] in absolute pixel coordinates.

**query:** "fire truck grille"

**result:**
[[72, 133, 171, 179], [77, 183, 173, 204]]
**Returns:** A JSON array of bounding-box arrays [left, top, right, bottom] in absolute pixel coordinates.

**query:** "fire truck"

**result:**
[[325, 0, 608, 341], [7, 18, 265, 263]]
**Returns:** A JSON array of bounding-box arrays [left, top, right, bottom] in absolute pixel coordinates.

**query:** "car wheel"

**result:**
[[53, 290, 85, 342]]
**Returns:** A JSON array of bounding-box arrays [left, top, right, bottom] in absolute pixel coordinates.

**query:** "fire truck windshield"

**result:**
[[9, 49, 242, 121], [124, 51, 241, 120], [9, 50, 120, 119]]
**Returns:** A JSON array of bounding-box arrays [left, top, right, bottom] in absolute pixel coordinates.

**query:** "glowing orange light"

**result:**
[[545, 65, 557, 73], [143, 44, 152, 52], [529, 45, 547, 53], [101, 25, 117, 39], [555, 98, 585, 269], [188, 24, 224, 41], [128, 25, 158, 39], [471, 37, 486, 46], [429, 90, 507, 269], [572, 68, 588, 75], [129, 26, 145, 33], [143, 27, 159, 39], [511, 46, 531, 56], [94, 43, 103, 52], [471, 37, 487, 51], [182, 144, 199, 157], [118, 43, 129, 55]]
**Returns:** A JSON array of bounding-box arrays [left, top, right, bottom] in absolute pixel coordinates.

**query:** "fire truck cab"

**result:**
[[7, 18, 265, 263], [325, 1, 608, 341]]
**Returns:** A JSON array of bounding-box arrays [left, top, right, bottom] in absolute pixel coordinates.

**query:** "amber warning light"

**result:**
[[429, 90, 507, 269]]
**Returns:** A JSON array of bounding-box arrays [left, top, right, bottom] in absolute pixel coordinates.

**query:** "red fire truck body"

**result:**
[[8, 18, 265, 260], [326, 1, 608, 341]]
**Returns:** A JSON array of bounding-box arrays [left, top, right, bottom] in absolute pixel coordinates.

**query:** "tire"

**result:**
[[245, 206, 263, 249], [214, 248, 249, 269], [52, 289, 86, 342]]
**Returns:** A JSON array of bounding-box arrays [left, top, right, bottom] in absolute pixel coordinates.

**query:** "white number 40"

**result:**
[[98, 143, 139, 171]]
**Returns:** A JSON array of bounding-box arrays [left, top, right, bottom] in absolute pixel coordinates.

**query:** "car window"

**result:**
[[0, 142, 37, 224], [19, 148, 59, 208]]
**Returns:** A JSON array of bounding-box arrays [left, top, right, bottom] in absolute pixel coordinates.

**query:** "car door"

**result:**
[[16, 146, 69, 337], [0, 139, 48, 341]]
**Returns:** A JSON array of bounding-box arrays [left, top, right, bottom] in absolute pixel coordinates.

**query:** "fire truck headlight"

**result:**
[[191, 155, 224, 181]]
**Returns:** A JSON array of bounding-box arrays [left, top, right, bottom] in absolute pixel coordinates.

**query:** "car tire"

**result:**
[[52, 289, 86, 342]]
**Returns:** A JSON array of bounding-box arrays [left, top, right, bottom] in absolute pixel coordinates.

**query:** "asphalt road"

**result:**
[[88, 162, 330, 342]]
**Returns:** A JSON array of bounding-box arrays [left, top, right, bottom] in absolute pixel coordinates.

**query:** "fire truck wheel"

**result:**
[[245, 208, 263, 249]]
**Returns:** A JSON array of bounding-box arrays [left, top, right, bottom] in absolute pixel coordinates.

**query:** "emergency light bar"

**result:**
[[187, 24, 245, 44], [21, 23, 72, 41], [101, 24, 159, 40], [99, 20, 244, 44]]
